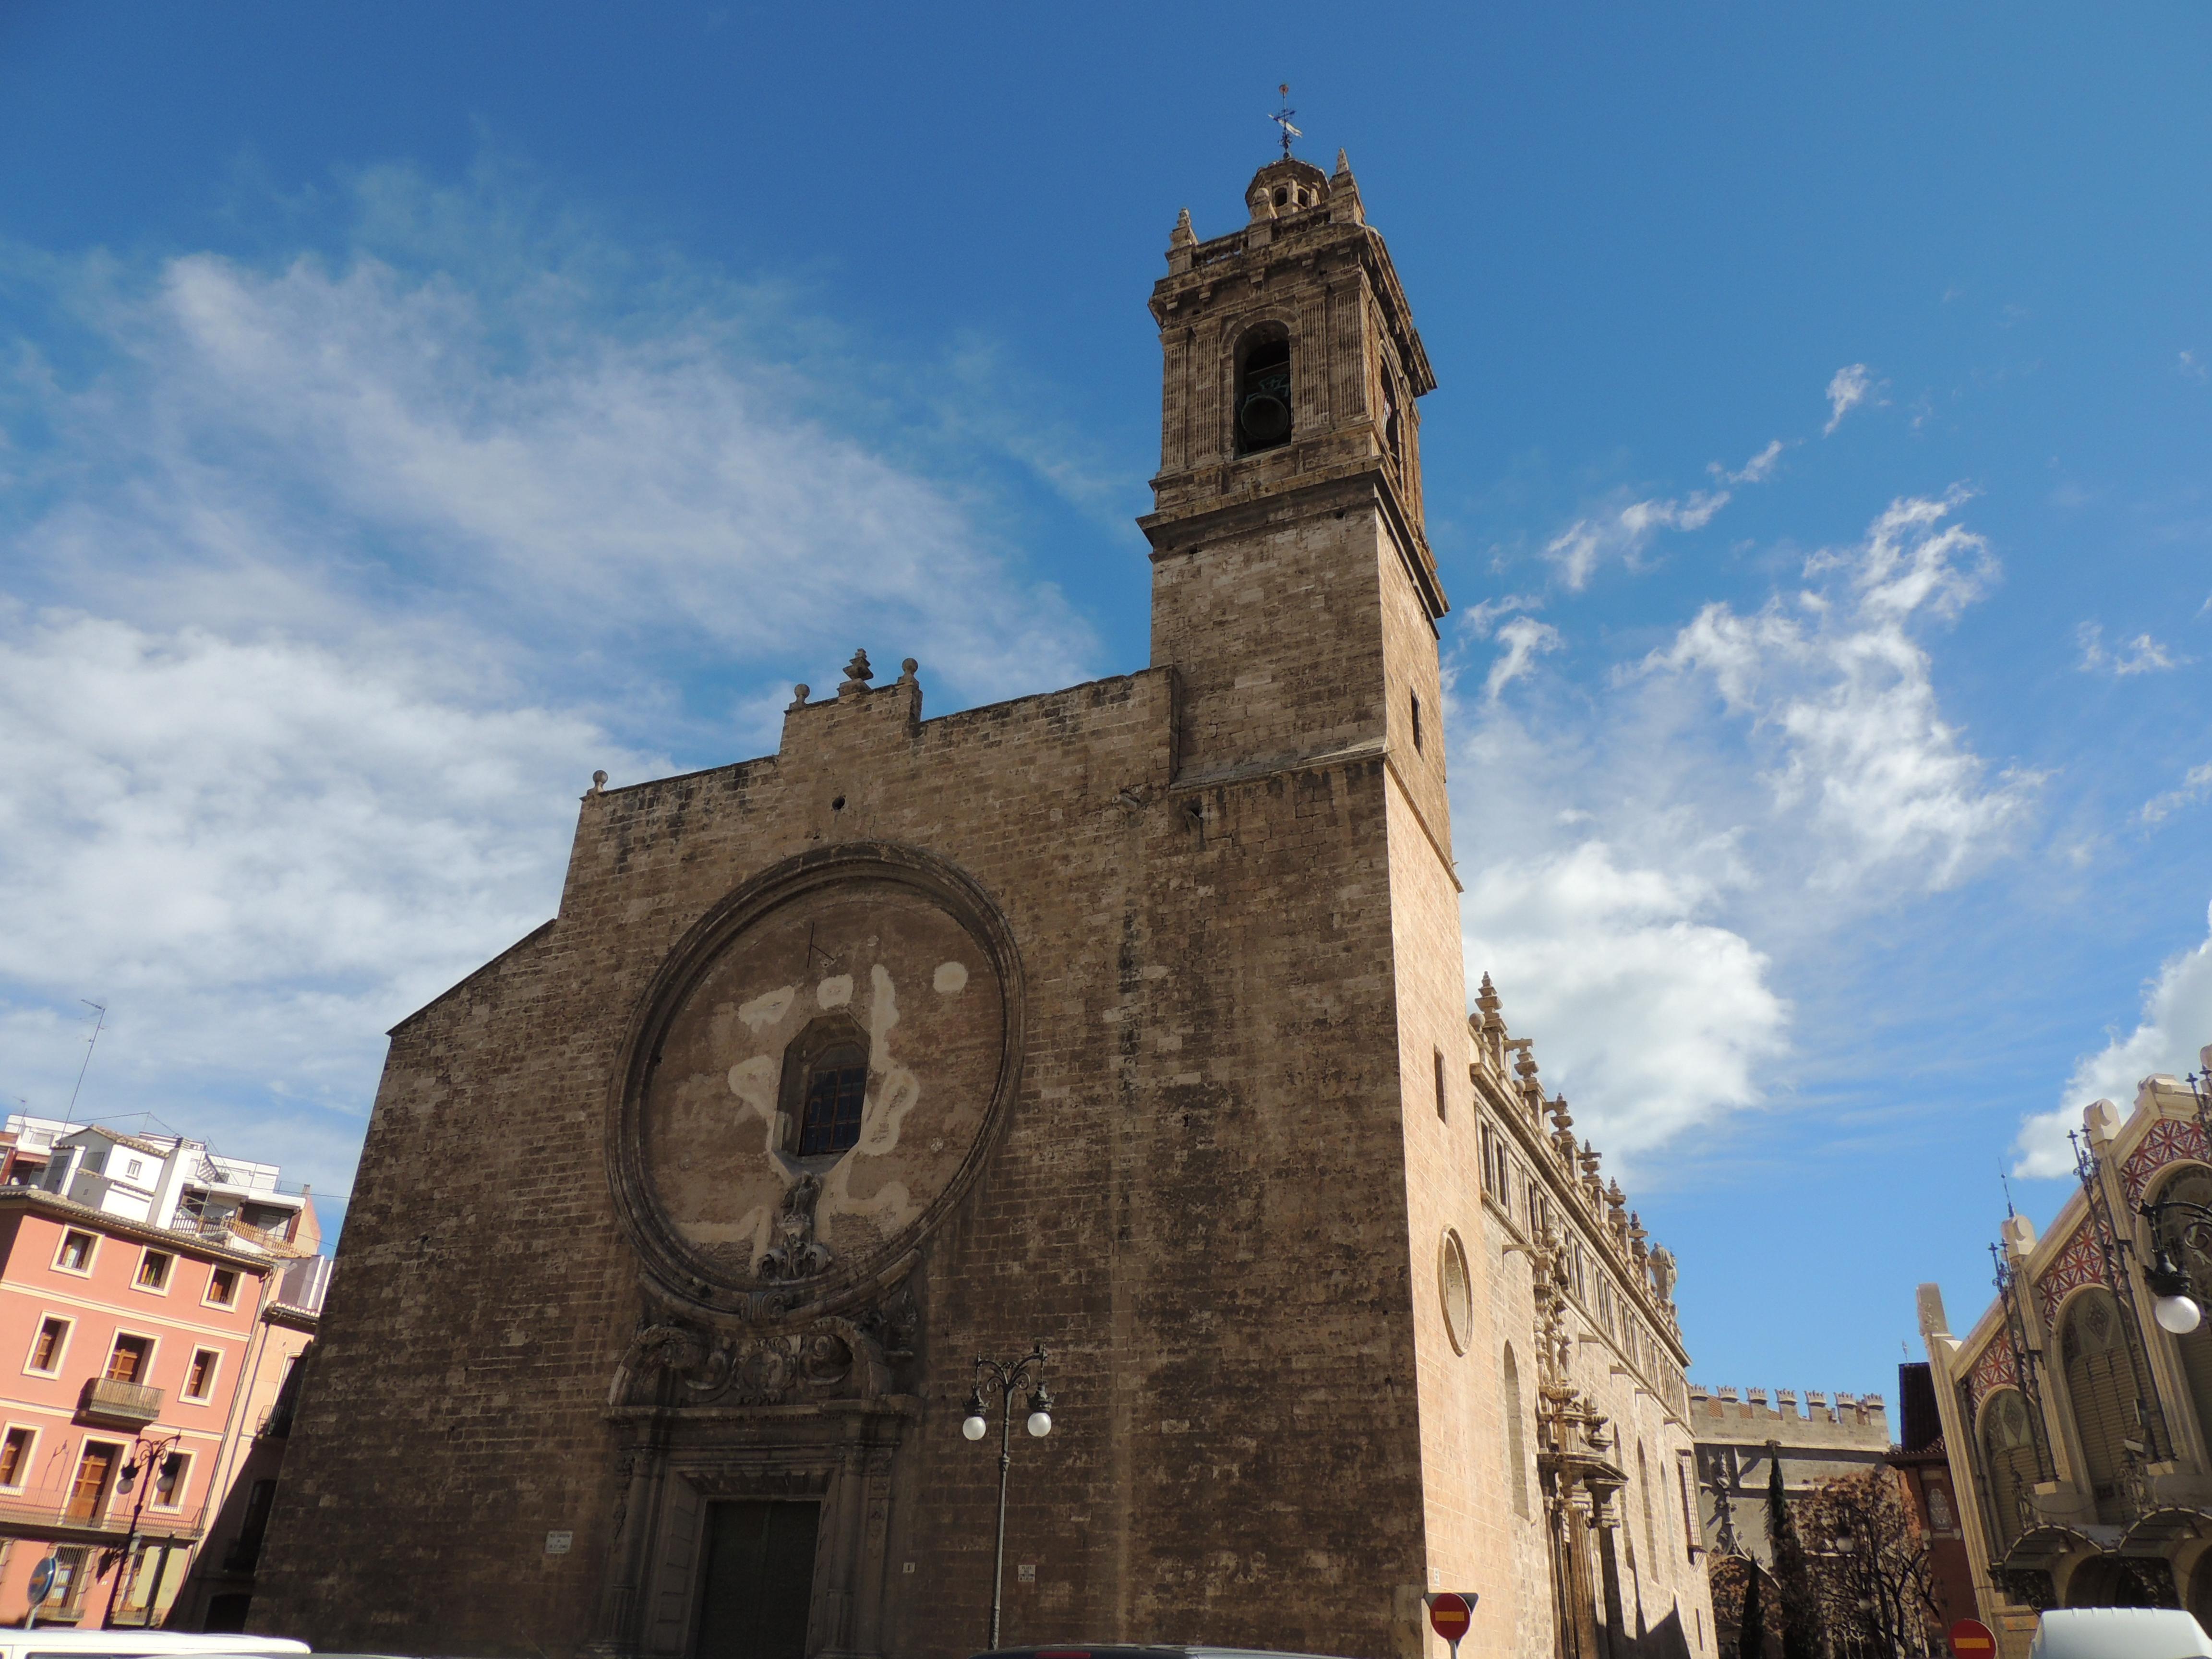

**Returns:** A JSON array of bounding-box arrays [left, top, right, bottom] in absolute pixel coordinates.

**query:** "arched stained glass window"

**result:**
[[1980, 1388, 2036, 1551], [2062, 1288, 2139, 1524]]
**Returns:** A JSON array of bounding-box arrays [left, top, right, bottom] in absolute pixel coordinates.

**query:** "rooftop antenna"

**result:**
[[1270, 84, 1301, 158], [66, 1000, 106, 1118]]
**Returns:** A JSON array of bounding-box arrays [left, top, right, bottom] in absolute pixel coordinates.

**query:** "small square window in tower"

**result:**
[[1236, 336, 1292, 454]]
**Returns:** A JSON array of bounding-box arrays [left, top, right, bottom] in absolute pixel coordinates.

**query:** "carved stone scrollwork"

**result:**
[[607, 1289, 907, 1411]]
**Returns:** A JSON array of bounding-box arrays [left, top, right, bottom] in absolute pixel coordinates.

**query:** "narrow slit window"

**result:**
[[1411, 691, 1423, 752], [1432, 1049, 1448, 1122]]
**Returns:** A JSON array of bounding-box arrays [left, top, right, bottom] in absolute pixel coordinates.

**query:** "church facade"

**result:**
[[253, 154, 1713, 1659]]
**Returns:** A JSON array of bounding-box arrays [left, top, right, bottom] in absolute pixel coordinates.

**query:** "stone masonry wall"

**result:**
[[255, 656, 1438, 1659]]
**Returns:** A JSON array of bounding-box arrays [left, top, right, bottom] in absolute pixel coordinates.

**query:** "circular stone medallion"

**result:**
[[609, 844, 1021, 1320]]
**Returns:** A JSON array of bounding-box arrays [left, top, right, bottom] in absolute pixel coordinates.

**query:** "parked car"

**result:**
[[973, 1648, 1358, 1659], [2030, 1609, 2212, 1659], [0, 1635, 308, 1659]]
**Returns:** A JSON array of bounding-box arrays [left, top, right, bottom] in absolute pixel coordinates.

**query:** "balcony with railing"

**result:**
[[79, 1376, 163, 1428], [0, 1480, 204, 1541]]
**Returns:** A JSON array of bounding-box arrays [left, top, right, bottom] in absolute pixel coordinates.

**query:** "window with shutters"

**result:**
[[26, 1316, 70, 1375], [2061, 1288, 2141, 1523], [1979, 1388, 2038, 1550], [106, 1333, 153, 1383], [2152, 1166, 2212, 1452], [0, 1426, 33, 1490]]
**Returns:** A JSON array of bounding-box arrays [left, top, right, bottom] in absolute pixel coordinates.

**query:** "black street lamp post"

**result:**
[[2141, 1193, 2212, 1335], [962, 1343, 1054, 1651]]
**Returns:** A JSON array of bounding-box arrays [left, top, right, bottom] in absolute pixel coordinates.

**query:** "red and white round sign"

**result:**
[[1429, 1593, 1474, 1645]]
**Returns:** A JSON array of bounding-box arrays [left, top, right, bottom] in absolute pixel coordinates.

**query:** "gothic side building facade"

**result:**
[[1918, 1049, 2212, 1655], [252, 152, 1714, 1659]]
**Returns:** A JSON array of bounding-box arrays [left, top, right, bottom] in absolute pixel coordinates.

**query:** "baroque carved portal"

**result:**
[[597, 844, 1022, 1659]]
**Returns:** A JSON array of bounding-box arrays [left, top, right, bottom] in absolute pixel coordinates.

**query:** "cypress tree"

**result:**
[[1738, 1563, 1766, 1659], [1765, 1453, 1818, 1659]]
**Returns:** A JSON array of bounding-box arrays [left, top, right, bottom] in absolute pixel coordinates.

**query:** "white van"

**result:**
[[2030, 1609, 2212, 1659], [0, 1635, 307, 1659]]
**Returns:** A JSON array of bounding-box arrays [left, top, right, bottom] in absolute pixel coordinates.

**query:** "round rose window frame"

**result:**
[[604, 840, 1026, 1326]]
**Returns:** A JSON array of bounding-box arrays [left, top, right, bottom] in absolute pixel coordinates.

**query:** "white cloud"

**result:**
[[0, 168, 1110, 1200], [1824, 364, 1876, 435], [2077, 622, 2186, 677], [1543, 490, 1730, 590], [1465, 593, 1544, 636], [1484, 615, 1564, 702], [1710, 439, 1787, 486], [2014, 903, 2212, 1176], [0, 610, 655, 1165], [2143, 762, 2212, 825], [1647, 492, 2034, 891], [21, 242, 1096, 708], [1463, 842, 1788, 1157], [2180, 350, 2208, 384]]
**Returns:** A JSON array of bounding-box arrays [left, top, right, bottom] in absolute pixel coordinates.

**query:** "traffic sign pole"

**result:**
[[25, 1553, 56, 1630]]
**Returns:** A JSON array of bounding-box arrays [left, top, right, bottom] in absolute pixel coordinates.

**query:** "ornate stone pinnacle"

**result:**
[[1170, 206, 1196, 248], [843, 649, 873, 685]]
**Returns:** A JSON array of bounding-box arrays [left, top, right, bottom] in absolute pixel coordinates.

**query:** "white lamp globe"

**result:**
[[962, 1412, 989, 1441], [1026, 1408, 1053, 1438], [2156, 1293, 2203, 1335]]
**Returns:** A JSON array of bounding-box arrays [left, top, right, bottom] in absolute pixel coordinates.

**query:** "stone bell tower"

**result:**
[[1141, 150, 1446, 846]]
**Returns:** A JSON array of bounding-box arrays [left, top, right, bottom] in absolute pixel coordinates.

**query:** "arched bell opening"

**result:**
[[1233, 323, 1293, 456]]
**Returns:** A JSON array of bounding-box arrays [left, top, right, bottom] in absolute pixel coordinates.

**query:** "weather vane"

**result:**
[[1270, 84, 1301, 158]]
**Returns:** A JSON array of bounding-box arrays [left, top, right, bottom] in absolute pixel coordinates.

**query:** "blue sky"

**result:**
[[2, 3, 2209, 1405]]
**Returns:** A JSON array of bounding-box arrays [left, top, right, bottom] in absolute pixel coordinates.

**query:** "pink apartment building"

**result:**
[[0, 1118, 326, 1628]]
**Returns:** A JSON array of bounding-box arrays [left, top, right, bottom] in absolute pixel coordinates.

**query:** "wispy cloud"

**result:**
[[1824, 363, 1877, 435], [1484, 615, 1565, 702], [1451, 489, 2029, 1162], [1646, 491, 2034, 891], [2142, 761, 2212, 824], [0, 166, 1105, 1196], [2180, 350, 2209, 384], [1543, 490, 1729, 590], [2077, 622, 2186, 677], [1710, 439, 1787, 486], [2014, 902, 2212, 1176]]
